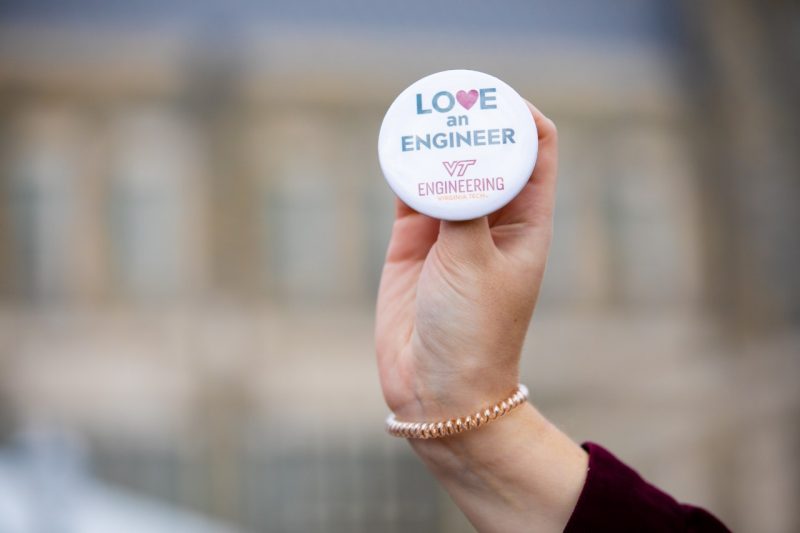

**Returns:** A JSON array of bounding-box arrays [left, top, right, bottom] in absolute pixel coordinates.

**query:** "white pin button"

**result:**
[[378, 69, 537, 221]]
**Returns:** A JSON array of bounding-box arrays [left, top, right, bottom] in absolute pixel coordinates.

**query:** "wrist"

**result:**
[[407, 402, 589, 532], [392, 364, 520, 423], [394, 386, 520, 423], [407, 402, 549, 472]]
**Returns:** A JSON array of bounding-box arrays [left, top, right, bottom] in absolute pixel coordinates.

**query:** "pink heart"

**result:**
[[456, 89, 479, 110]]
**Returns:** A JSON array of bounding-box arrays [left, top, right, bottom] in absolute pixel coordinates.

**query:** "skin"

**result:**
[[375, 102, 589, 532]]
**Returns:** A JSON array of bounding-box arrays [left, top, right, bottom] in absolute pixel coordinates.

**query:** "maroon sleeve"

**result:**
[[564, 442, 730, 532]]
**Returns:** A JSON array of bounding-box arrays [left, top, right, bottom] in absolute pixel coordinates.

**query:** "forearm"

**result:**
[[407, 402, 588, 533]]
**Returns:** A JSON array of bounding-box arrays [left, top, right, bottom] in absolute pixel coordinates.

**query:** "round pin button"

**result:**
[[378, 69, 537, 221]]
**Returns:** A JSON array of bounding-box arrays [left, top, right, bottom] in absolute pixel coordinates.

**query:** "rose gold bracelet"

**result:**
[[385, 384, 529, 439]]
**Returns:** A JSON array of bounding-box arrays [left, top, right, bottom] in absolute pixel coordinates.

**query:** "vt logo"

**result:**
[[442, 159, 477, 177]]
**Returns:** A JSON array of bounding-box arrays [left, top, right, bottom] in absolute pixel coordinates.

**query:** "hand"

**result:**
[[374, 103, 586, 533], [375, 101, 558, 422]]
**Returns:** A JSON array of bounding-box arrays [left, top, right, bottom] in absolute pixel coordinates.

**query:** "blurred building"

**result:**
[[0, 1, 798, 532]]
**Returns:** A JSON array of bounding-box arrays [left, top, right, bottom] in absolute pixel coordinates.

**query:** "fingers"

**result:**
[[487, 101, 558, 232], [388, 198, 494, 265], [524, 100, 559, 224], [438, 216, 493, 261], [394, 196, 419, 219], [386, 101, 558, 264], [384, 198, 439, 263]]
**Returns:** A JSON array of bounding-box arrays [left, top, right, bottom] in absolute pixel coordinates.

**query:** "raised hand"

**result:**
[[375, 101, 559, 423]]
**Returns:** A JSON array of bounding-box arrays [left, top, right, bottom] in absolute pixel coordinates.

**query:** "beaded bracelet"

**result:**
[[385, 384, 529, 439]]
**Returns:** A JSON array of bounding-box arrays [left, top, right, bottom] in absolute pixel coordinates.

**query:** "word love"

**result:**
[[416, 88, 497, 114]]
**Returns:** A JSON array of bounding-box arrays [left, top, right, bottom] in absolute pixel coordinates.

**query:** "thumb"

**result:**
[[437, 216, 494, 262]]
